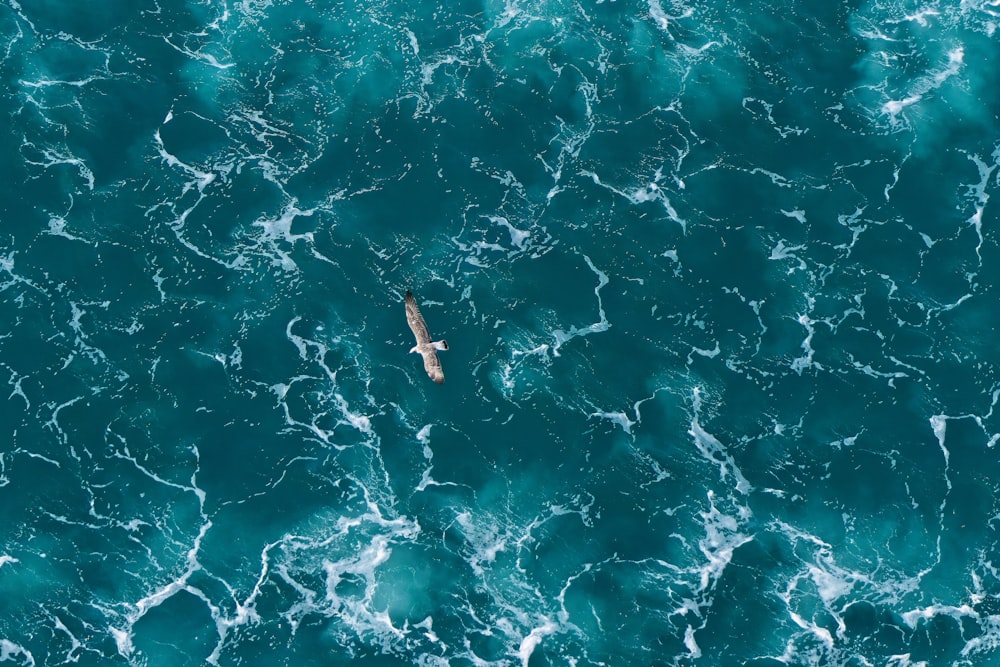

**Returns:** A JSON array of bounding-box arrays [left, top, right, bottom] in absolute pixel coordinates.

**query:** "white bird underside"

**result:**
[[405, 291, 448, 384]]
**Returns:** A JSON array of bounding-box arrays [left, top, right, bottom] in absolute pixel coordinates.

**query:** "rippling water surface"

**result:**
[[3, 0, 1000, 665]]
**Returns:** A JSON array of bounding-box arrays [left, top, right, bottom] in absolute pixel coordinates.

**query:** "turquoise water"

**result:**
[[2, 0, 1000, 664]]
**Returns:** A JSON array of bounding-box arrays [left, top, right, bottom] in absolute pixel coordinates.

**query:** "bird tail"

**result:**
[[433, 340, 448, 351]]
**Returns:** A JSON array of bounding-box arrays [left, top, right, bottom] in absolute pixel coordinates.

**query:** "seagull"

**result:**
[[405, 291, 448, 384]]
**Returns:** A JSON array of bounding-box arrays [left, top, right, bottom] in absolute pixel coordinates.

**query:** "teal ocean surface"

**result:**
[[3, 0, 1000, 665]]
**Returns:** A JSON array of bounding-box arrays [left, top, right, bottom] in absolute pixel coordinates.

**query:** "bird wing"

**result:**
[[421, 349, 445, 384], [405, 291, 431, 345]]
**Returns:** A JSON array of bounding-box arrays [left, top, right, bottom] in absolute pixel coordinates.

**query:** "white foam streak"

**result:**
[[420, 53, 464, 86], [493, 216, 531, 250], [929, 415, 948, 462], [647, 0, 695, 33], [788, 610, 835, 648], [539, 80, 597, 191], [0, 252, 46, 297], [109, 436, 206, 507], [154, 123, 217, 193], [161, 35, 234, 69], [47, 613, 83, 664], [278, 317, 372, 445], [769, 240, 806, 262], [134, 528, 214, 621], [689, 388, 753, 494], [495, 0, 522, 27], [150, 124, 246, 268], [415, 425, 463, 492], [781, 209, 808, 223], [881, 47, 964, 122], [589, 410, 635, 435], [882, 94, 921, 116], [69, 301, 108, 363], [582, 170, 688, 232], [518, 620, 557, 667], [45, 216, 86, 242], [113, 518, 214, 659], [790, 307, 819, 375], [271, 497, 420, 647], [551, 255, 609, 356], [104, 437, 214, 659], [43, 396, 84, 448], [319, 531, 418, 645], [902, 603, 977, 629], [683, 625, 701, 658], [22, 146, 95, 190], [252, 202, 317, 272], [898, 8, 940, 26], [201, 548, 274, 666], [687, 342, 720, 364], [696, 491, 753, 592], [962, 146, 999, 261], [456, 511, 508, 577]]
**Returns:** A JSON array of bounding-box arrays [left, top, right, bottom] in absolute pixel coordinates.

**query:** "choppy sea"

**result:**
[[3, 0, 1000, 665]]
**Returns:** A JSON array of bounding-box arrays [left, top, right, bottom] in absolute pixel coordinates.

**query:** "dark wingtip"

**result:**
[[440, 340, 449, 350], [405, 290, 413, 299]]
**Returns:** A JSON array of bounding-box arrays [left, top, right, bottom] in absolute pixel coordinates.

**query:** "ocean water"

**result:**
[[2, 0, 1000, 665]]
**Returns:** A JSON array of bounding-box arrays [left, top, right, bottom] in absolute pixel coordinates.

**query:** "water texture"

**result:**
[[2, 0, 1000, 665]]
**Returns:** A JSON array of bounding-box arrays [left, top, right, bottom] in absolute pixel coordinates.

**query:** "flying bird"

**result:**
[[405, 291, 448, 383]]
